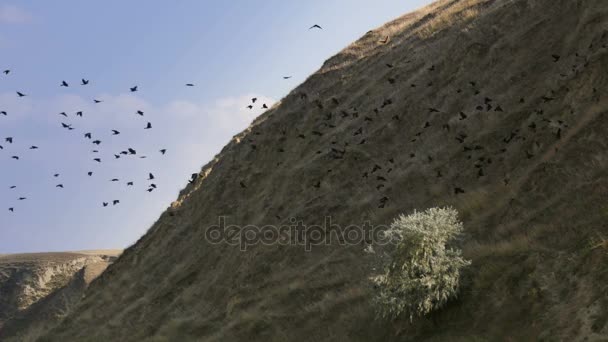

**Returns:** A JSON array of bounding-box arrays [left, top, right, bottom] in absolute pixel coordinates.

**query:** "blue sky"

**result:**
[[0, 0, 432, 253]]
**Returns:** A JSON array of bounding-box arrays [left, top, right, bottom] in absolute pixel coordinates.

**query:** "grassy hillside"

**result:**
[[44, 0, 608, 340]]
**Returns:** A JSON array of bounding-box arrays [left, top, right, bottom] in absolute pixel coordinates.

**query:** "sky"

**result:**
[[0, 0, 432, 253]]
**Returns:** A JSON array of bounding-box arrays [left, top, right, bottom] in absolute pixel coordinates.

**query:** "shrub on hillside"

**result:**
[[371, 207, 470, 321]]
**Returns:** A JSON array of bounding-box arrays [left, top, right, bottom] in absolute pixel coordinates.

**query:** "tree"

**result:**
[[371, 207, 471, 321]]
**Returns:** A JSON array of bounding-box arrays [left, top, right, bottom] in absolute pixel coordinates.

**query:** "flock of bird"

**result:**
[[1, 24, 328, 214], [1, 71, 175, 213]]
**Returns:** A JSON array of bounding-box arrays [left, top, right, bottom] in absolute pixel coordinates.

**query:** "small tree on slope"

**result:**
[[372, 207, 471, 321]]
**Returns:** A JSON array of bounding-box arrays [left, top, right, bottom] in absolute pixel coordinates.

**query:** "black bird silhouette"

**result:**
[[189, 173, 198, 184], [147, 188, 154, 192], [246, 105, 253, 109], [145, 122, 152, 129], [60, 81, 69, 87], [76, 111, 83, 117], [111, 130, 120, 135], [84, 132, 92, 139], [130, 86, 138, 92], [262, 104, 268, 109], [29, 146, 38, 150], [114, 154, 120, 159], [94, 99, 102, 103], [111, 178, 119, 182], [103, 202, 108, 207], [136, 110, 144, 116], [16, 91, 26, 97], [160, 149, 166, 155], [59, 112, 68, 117], [5, 137, 13, 143], [61, 123, 73, 130], [93, 158, 101, 162], [127, 182, 134, 186], [186, 83, 195, 87], [18, 197, 26, 200], [112, 200, 120, 205], [128, 148, 136, 155], [3, 70, 10, 75], [1, 111, 6, 116], [9, 186, 16, 189], [81, 79, 89, 85], [251, 97, 257, 103], [11, 156, 19, 160], [283, 76, 292, 79], [87, 172, 93, 176], [56, 184, 64, 188], [9, 208, 14, 212], [92, 140, 101, 145], [149, 184, 157, 189], [309, 24, 322, 30], [148, 173, 155, 180]]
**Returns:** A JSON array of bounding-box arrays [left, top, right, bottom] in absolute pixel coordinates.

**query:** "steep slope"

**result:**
[[0, 251, 120, 341], [45, 0, 608, 340]]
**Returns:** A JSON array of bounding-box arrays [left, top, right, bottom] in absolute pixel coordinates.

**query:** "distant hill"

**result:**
[[41, 0, 608, 340], [0, 250, 120, 341]]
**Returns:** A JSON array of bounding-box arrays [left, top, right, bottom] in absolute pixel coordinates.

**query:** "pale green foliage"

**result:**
[[372, 207, 471, 321]]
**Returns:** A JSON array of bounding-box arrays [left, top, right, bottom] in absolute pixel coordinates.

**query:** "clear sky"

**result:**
[[0, 0, 432, 253]]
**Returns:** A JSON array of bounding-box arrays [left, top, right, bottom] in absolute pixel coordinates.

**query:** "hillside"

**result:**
[[0, 251, 121, 341], [43, 0, 608, 340]]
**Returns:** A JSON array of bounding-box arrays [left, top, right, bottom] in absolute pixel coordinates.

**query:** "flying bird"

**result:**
[[144, 122, 152, 129], [186, 83, 195, 87], [251, 97, 257, 103], [309, 24, 322, 30], [94, 99, 102, 103], [60, 81, 69, 87], [283, 76, 292, 79], [262, 104, 268, 109], [136, 110, 144, 116], [148, 173, 155, 180], [3, 70, 10, 75], [92, 140, 101, 145], [84, 132, 92, 139], [112, 200, 120, 205], [5, 137, 13, 143], [11, 156, 19, 160], [81, 79, 90, 85], [18, 197, 26, 200], [76, 111, 83, 117], [128, 148, 136, 155], [111, 130, 120, 135], [1, 111, 6, 116], [87, 172, 93, 176], [130, 86, 138, 92], [59, 112, 68, 117], [127, 182, 134, 186], [16, 91, 26, 97], [246, 105, 253, 109], [29, 146, 38, 149], [160, 149, 166, 155], [111, 178, 119, 182], [8, 208, 13, 212], [93, 158, 101, 162], [56, 184, 64, 188], [103, 202, 108, 207]]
